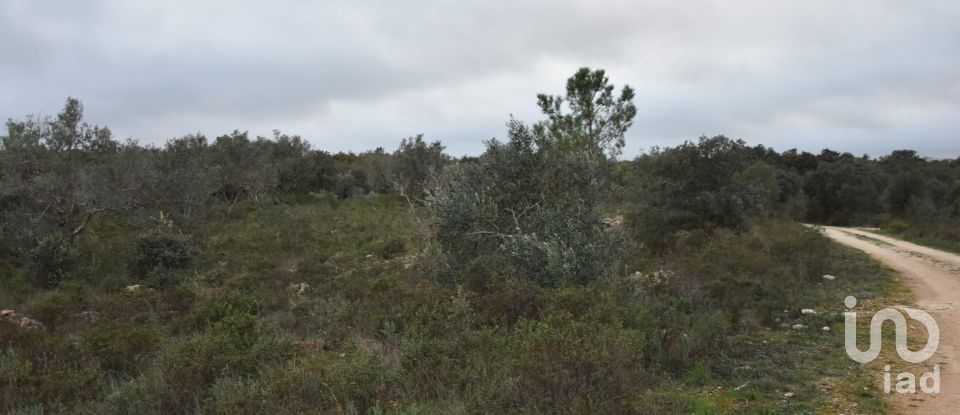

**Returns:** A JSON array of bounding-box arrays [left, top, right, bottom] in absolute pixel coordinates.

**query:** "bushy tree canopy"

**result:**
[[390, 134, 449, 196], [0, 98, 450, 281], [627, 135, 773, 242], [802, 159, 883, 225], [427, 120, 618, 287]]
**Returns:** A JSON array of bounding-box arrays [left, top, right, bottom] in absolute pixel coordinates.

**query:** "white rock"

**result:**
[[822, 326, 831, 332], [822, 274, 836, 281], [784, 392, 795, 398], [801, 308, 817, 315], [78, 310, 99, 323], [792, 324, 807, 330], [19, 317, 45, 329], [289, 282, 310, 295], [602, 215, 625, 230]]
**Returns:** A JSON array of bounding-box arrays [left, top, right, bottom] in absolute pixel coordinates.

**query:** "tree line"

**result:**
[[3, 71, 959, 288], [625, 137, 960, 241], [0, 98, 447, 285]]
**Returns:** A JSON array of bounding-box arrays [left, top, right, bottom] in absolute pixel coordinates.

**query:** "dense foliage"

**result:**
[[0, 99, 450, 272], [428, 120, 617, 287], [624, 136, 960, 249], [534, 67, 637, 160]]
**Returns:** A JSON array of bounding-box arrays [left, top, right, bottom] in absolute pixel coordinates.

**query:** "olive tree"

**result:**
[[0, 98, 128, 285], [257, 130, 316, 194], [209, 130, 278, 207], [427, 120, 618, 287], [390, 134, 449, 197]]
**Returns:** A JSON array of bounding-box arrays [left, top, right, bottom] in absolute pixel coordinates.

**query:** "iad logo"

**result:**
[[843, 295, 941, 394]]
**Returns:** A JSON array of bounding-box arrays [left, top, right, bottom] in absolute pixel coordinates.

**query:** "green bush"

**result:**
[[488, 314, 650, 413], [887, 219, 910, 233], [390, 134, 449, 197], [683, 360, 713, 386], [0, 325, 101, 412], [103, 313, 291, 413], [201, 336, 404, 414], [23, 290, 81, 329], [626, 136, 768, 247], [373, 236, 406, 259], [81, 321, 159, 375], [427, 120, 619, 287], [184, 290, 262, 332], [682, 221, 833, 328], [24, 233, 72, 288], [129, 231, 197, 284]]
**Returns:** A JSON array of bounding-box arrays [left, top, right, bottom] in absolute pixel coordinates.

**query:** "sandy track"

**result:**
[[819, 226, 960, 414]]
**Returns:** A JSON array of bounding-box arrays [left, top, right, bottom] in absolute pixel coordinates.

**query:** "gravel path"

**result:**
[[820, 226, 960, 414]]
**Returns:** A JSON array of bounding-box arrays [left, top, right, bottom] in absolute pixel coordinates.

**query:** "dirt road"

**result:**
[[819, 226, 960, 414]]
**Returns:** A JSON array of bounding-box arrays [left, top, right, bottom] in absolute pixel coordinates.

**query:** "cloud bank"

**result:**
[[2, 0, 958, 157]]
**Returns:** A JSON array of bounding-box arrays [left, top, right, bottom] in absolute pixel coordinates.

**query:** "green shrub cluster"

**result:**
[[428, 120, 619, 287], [0, 195, 893, 414], [24, 233, 72, 289], [129, 230, 197, 286]]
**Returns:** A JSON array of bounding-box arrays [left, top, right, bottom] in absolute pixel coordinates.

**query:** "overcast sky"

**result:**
[[2, 1, 958, 158]]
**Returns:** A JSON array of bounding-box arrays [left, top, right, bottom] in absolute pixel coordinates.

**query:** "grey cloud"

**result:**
[[1, 0, 958, 157]]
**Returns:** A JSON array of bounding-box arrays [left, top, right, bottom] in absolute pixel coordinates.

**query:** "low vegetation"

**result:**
[[0, 197, 898, 414], [0, 67, 951, 413]]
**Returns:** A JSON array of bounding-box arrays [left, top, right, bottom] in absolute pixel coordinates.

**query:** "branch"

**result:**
[[69, 208, 103, 242]]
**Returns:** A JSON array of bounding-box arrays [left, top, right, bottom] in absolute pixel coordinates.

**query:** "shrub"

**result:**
[[887, 218, 910, 233], [626, 136, 767, 246], [24, 290, 81, 329], [185, 290, 262, 332], [488, 313, 650, 413], [390, 134, 449, 196], [129, 231, 197, 285], [373, 236, 406, 259], [81, 321, 159, 375], [334, 172, 359, 199], [683, 360, 713, 386], [802, 158, 883, 225], [201, 339, 404, 414], [24, 233, 72, 288], [0, 325, 101, 412], [427, 120, 619, 287], [103, 313, 291, 413], [682, 221, 833, 328]]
